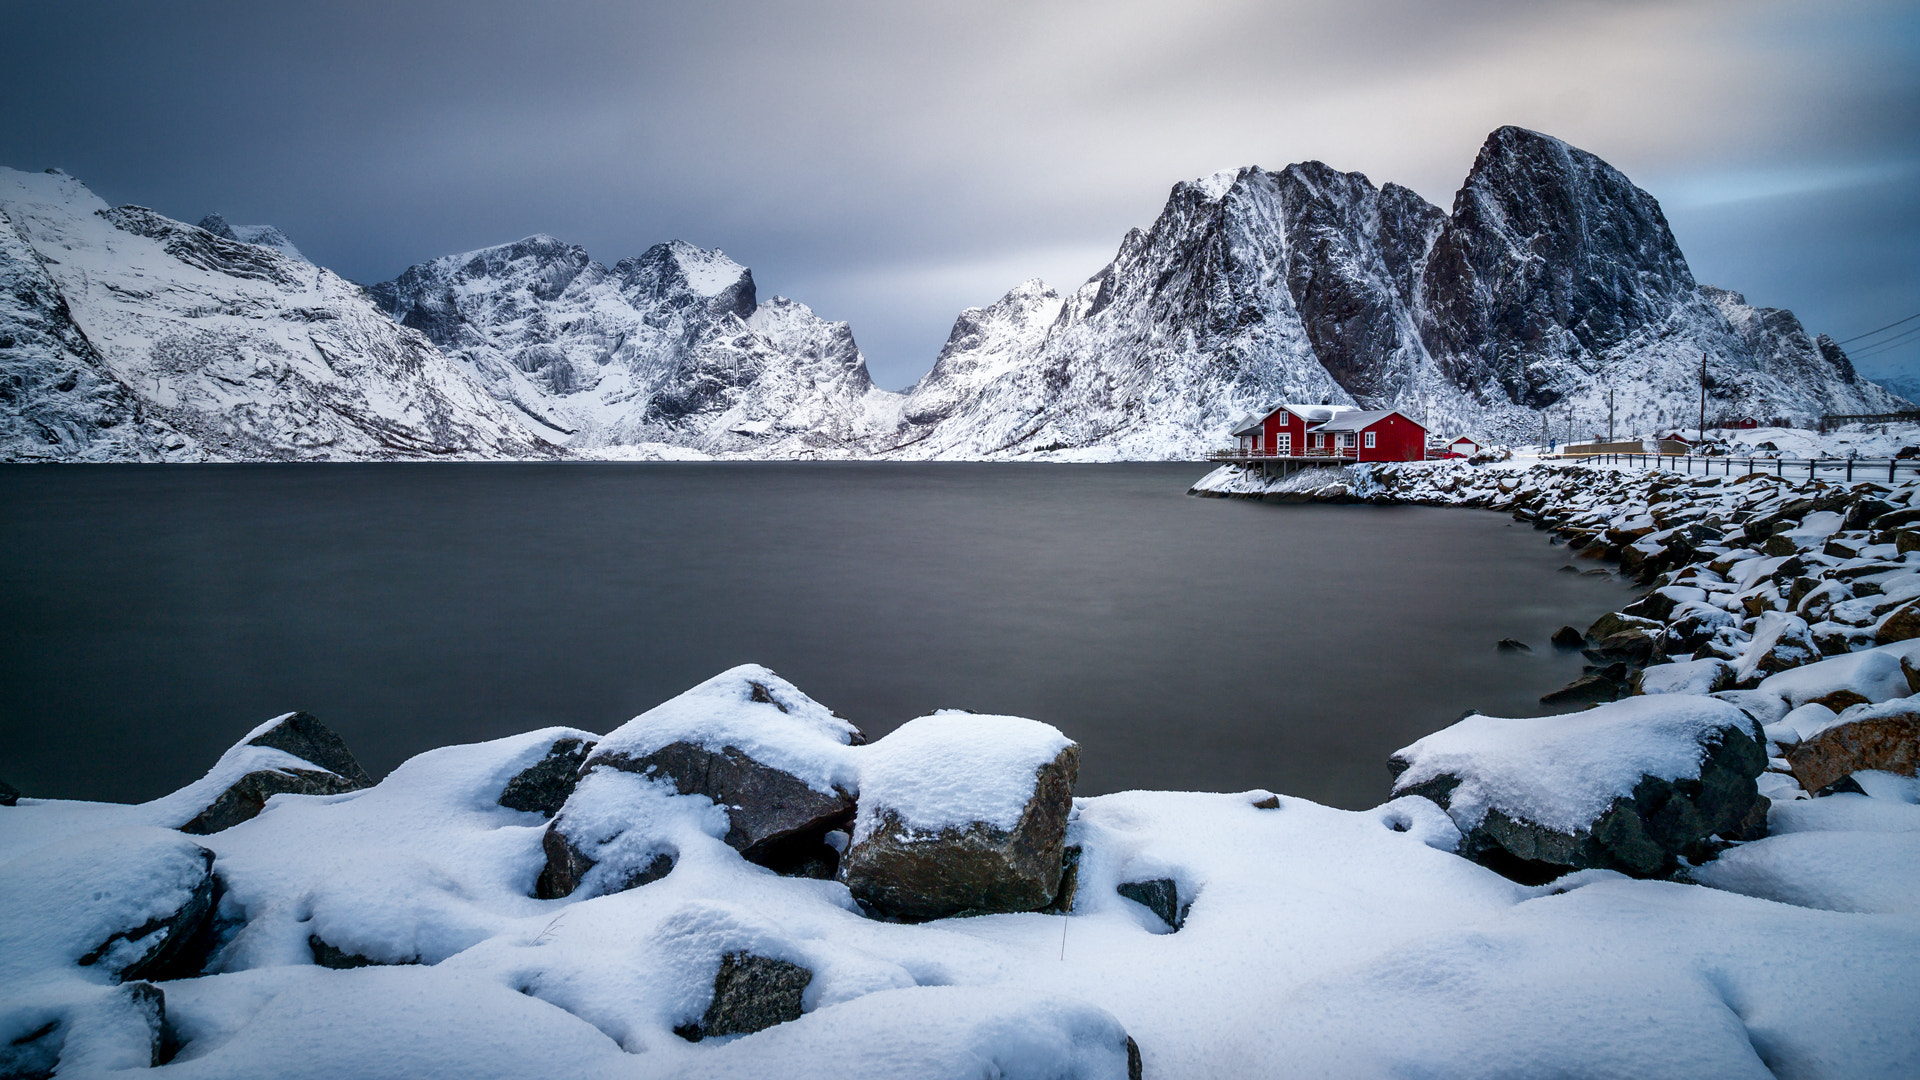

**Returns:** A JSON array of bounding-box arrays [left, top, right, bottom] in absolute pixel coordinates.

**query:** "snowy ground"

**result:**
[[5, 460, 1920, 1078]]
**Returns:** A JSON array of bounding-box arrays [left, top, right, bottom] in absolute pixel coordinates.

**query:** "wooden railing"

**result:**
[[1569, 452, 1920, 482]]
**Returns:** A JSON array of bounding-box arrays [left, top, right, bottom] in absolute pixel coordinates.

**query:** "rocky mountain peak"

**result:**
[[614, 240, 756, 321], [196, 213, 308, 263]]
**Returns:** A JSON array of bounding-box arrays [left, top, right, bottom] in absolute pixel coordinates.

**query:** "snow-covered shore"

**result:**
[[5, 459, 1920, 1078]]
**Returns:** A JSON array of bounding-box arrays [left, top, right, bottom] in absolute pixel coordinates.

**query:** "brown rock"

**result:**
[[1786, 710, 1920, 794], [1807, 690, 1871, 713], [1876, 600, 1920, 645], [842, 745, 1078, 922]]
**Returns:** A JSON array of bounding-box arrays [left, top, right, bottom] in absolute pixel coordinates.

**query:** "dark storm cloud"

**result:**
[[3, 0, 1915, 388]]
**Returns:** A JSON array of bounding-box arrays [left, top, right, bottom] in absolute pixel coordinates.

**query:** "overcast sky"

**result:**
[[3, 0, 1915, 389]]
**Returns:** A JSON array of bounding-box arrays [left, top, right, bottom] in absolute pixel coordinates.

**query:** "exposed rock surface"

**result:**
[[842, 715, 1078, 921], [676, 952, 812, 1041], [309, 934, 419, 970], [1786, 706, 1920, 794], [0, 775, 18, 806], [1116, 878, 1190, 931], [179, 712, 374, 835], [497, 736, 595, 817]]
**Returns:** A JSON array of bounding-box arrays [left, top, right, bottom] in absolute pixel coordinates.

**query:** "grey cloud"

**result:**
[[2, 0, 1914, 388]]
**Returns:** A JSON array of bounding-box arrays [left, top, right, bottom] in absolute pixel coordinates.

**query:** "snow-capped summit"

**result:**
[[371, 235, 902, 455], [883, 126, 1904, 457], [196, 213, 308, 263], [0, 167, 552, 461]]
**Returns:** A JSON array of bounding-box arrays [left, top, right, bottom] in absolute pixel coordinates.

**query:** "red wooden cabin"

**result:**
[[1311, 409, 1429, 462], [1228, 404, 1427, 462]]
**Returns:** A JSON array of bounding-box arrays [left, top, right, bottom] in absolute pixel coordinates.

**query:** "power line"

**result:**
[[1848, 324, 1920, 361], [1836, 310, 1920, 345]]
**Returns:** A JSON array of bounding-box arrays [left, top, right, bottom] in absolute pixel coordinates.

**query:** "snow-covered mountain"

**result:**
[[0, 168, 554, 461], [369, 236, 902, 456], [895, 127, 1905, 456], [2, 128, 1902, 463]]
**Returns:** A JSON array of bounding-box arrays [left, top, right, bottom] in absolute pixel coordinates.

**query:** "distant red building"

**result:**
[[1230, 404, 1427, 462]]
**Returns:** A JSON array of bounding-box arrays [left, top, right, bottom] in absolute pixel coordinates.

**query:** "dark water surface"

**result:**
[[0, 463, 1635, 809]]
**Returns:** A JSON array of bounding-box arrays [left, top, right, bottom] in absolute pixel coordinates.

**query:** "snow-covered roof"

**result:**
[[1311, 409, 1418, 433], [1282, 404, 1353, 422], [1230, 414, 1266, 436]]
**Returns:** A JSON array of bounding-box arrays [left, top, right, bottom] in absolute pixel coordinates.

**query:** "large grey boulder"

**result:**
[[841, 712, 1078, 921], [1391, 696, 1768, 883], [674, 952, 812, 1042], [538, 667, 863, 897], [178, 712, 375, 835]]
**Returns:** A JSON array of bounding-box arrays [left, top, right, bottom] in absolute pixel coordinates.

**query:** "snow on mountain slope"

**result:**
[[0, 168, 554, 461], [371, 237, 902, 457], [197, 213, 308, 263], [894, 127, 1905, 458]]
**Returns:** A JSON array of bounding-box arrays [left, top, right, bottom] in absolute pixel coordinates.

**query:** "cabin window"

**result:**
[[1364, 431, 1377, 448], [1276, 433, 1292, 455], [1341, 433, 1355, 448]]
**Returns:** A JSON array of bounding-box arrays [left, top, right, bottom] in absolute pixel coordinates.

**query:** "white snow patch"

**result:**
[[853, 712, 1072, 841]]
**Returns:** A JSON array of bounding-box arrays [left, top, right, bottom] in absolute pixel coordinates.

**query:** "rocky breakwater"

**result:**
[[1196, 455, 1920, 881]]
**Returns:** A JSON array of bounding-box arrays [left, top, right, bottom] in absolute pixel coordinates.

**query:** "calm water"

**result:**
[[0, 463, 1635, 809]]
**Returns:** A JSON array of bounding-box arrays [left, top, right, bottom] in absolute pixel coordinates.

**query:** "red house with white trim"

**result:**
[[1229, 404, 1427, 462]]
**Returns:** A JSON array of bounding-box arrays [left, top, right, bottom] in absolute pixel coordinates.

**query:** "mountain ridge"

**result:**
[[1, 127, 1905, 463]]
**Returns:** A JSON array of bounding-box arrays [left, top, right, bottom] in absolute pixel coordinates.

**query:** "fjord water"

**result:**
[[0, 463, 1635, 809]]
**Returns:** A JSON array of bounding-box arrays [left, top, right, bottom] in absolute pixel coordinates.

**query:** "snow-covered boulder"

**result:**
[[1785, 700, 1920, 794], [496, 735, 595, 817], [1, 981, 168, 1078], [841, 712, 1078, 921], [540, 667, 862, 896], [179, 712, 375, 834], [0, 827, 218, 986], [1733, 612, 1819, 686], [1756, 649, 1915, 711], [1390, 697, 1768, 881], [1636, 658, 1735, 696]]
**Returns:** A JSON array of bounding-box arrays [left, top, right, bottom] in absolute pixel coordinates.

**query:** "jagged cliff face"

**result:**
[[371, 237, 901, 456], [899, 126, 1904, 455], [0, 168, 554, 461]]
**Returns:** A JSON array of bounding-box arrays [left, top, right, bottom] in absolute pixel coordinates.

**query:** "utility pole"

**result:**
[[1699, 351, 1708, 443], [1608, 388, 1615, 443]]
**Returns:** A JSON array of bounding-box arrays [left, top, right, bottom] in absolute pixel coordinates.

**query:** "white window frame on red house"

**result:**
[[1364, 431, 1377, 448], [1276, 432, 1292, 455], [1341, 433, 1356, 448]]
